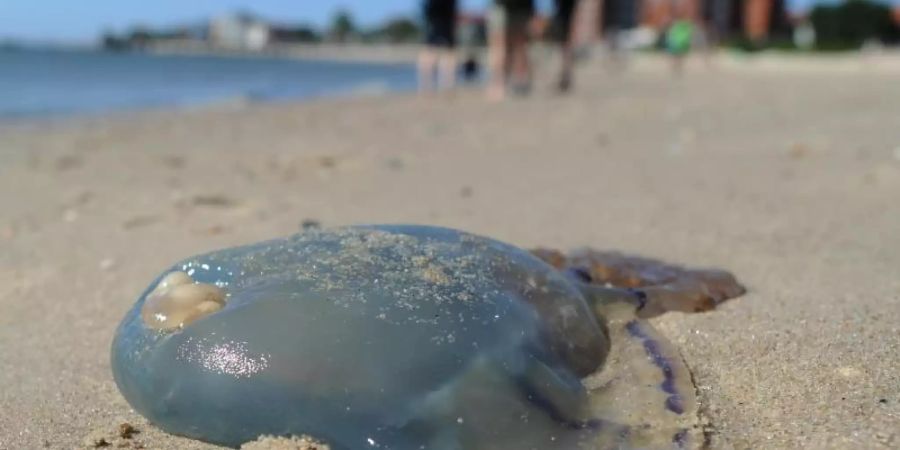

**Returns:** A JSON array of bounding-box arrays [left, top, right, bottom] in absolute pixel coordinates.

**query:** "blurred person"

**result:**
[[792, 19, 816, 51], [598, 0, 635, 72], [457, 14, 484, 82], [487, 0, 536, 100], [664, 12, 694, 75], [418, 0, 458, 93], [554, 0, 579, 93], [695, 0, 729, 67], [700, 0, 722, 52], [461, 54, 480, 81]]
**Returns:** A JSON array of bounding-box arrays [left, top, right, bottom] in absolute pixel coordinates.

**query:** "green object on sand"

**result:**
[[666, 20, 694, 55]]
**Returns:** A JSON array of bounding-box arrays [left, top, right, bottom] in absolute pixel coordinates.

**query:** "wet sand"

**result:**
[[1, 54, 899, 449]]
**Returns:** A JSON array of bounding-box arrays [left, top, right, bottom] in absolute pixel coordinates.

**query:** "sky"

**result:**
[[0, 0, 894, 44], [0, 0, 469, 43]]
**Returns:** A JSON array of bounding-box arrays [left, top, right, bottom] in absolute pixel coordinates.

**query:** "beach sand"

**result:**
[[1, 54, 898, 449]]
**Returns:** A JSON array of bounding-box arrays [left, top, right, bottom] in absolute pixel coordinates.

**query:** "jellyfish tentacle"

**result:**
[[531, 247, 746, 319]]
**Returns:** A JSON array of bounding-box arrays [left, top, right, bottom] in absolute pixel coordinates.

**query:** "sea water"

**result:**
[[0, 48, 416, 118]]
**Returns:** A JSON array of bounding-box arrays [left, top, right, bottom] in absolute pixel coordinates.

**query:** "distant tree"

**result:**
[[101, 30, 130, 51], [329, 9, 357, 42], [128, 26, 153, 49], [270, 25, 322, 44], [376, 17, 421, 43], [0, 39, 23, 51], [811, 0, 900, 50], [293, 26, 322, 43]]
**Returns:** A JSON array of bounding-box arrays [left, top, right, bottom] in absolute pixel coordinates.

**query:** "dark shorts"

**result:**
[[554, 0, 577, 42], [425, 21, 456, 48], [489, 1, 534, 38], [498, 0, 535, 15], [424, 0, 457, 48]]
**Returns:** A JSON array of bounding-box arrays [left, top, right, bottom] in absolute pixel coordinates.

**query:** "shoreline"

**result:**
[[141, 42, 900, 70], [3, 48, 900, 124], [0, 84, 412, 128], [0, 48, 421, 123], [146, 42, 425, 65]]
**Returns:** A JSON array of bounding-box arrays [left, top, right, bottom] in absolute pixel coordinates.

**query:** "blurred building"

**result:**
[[588, 0, 790, 43], [209, 13, 271, 51], [268, 25, 321, 44], [457, 12, 487, 46]]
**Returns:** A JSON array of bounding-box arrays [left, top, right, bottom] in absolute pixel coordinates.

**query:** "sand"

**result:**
[[0, 53, 898, 449]]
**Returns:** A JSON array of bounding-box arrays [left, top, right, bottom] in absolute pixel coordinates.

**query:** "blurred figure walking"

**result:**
[[418, 0, 458, 93], [665, 8, 695, 75], [486, 0, 536, 100], [554, 0, 579, 93]]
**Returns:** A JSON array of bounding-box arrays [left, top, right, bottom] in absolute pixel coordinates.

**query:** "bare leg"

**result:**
[[558, 39, 574, 92], [671, 54, 685, 77], [487, 30, 506, 100], [437, 49, 457, 92], [418, 48, 437, 94], [486, 7, 507, 101], [508, 28, 531, 92], [701, 24, 718, 69], [557, 0, 581, 93]]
